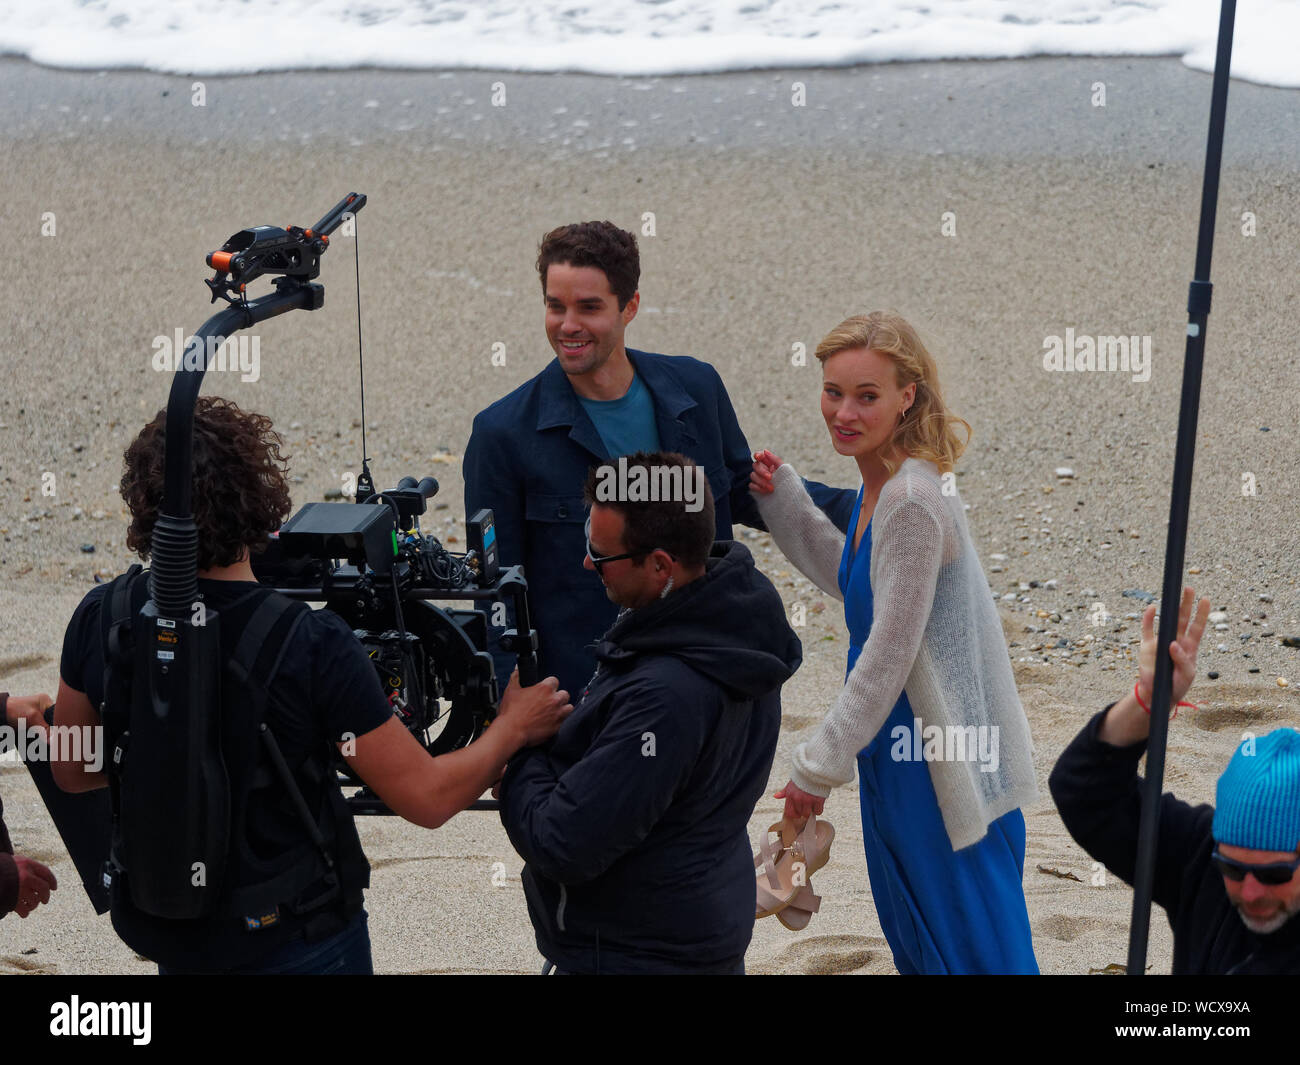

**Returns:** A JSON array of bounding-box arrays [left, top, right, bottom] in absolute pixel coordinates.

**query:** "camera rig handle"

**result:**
[[204, 192, 367, 308], [152, 192, 367, 616]]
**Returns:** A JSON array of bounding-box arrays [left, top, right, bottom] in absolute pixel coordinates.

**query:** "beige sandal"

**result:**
[[776, 883, 822, 930], [790, 813, 835, 879], [754, 815, 835, 921], [754, 820, 801, 918]]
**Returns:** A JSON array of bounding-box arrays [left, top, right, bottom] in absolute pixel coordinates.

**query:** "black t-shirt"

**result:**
[[58, 574, 393, 969], [60, 577, 392, 760]]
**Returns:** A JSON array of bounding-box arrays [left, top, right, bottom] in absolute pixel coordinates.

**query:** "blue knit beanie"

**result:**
[[1212, 729, 1300, 852]]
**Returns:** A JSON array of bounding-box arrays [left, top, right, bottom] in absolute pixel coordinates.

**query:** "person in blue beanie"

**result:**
[[1050, 586, 1300, 974]]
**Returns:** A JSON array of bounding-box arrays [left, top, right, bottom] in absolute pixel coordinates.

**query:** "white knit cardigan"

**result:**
[[757, 458, 1038, 851]]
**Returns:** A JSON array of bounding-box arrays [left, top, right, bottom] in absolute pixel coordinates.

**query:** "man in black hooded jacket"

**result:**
[[499, 451, 799, 974]]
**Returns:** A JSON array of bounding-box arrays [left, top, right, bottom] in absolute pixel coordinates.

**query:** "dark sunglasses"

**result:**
[[1211, 847, 1300, 886], [584, 515, 678, 575], [585, 515, 644, 574]]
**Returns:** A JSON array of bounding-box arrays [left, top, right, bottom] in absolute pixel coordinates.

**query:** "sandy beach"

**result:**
[[1, 54, 1297, 975]]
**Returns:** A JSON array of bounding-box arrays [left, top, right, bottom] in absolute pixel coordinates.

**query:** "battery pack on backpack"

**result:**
[[100, 568, 354, 947], [108, 596, 230, 920]]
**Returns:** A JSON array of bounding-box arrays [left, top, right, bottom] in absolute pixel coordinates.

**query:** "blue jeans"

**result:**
[[159, 910, 373, 975]]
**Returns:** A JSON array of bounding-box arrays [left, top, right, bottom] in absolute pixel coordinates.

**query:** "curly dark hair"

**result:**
[[537, 221, 640, 309], [121, 396, 293, 571]]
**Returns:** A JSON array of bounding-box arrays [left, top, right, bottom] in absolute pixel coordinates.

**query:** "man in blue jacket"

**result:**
[[499, 453, 799, 973], [463, 220, 854, 699]]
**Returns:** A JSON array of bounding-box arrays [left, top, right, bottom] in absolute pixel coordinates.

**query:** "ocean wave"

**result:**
[[0, 0, 1294, 89]]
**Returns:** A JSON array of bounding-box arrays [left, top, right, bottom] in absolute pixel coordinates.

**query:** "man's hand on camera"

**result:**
[[495, 669, 573, 749]]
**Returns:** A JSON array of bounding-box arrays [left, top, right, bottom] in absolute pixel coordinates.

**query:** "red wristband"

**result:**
[[1134, 681, 1187, 719]]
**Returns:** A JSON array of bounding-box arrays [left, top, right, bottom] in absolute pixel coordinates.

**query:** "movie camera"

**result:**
[[177, 193, 539, 813], [201, 194, 540, 811]]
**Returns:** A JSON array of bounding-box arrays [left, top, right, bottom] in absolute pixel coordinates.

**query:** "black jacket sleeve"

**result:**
[[499, 674, 713, 885], [1048, 706, 1215, 923]]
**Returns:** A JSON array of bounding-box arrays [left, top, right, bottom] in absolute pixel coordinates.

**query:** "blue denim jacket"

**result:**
[[463, 349, 856, 698]]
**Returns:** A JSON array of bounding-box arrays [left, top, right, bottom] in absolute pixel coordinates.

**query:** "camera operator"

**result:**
[[51, 396, 572, 974]]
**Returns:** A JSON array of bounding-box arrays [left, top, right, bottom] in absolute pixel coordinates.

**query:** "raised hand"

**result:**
[[1138, 586, 1211, 709], [749, 449, 785, 496]]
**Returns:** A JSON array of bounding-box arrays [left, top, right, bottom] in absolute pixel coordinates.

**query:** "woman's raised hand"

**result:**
[[749, 449, 785, 495]]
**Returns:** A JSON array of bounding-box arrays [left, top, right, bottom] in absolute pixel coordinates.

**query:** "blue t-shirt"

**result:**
[[577, 372, 661, 457]]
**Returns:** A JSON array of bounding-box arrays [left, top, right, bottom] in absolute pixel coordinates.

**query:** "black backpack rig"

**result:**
[[98, 563, 353, 929]]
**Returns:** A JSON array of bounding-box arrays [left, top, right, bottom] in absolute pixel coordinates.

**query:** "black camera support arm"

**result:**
[[151, 193, 366, 616]]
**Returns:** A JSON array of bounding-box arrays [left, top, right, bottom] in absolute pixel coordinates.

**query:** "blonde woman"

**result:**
[[750, 312, 1038, 974]]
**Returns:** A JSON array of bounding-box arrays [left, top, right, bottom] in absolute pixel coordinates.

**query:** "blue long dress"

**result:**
[[842, 490, 1038, 974]]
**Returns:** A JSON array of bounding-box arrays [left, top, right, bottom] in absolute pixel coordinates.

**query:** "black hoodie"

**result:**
[[499, 540, 801, 973]]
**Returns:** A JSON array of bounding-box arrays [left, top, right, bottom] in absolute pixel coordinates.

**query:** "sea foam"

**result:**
[[0, 0, 1295, 90]]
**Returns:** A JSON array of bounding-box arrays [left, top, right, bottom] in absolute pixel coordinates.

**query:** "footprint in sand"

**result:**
[[12, 846, 64, 866], [781, 714, 820, 730], [1035, 913, 1123, 943], [771, 933, 879, 974], [1189, 684, 1300, 733], [1, 954, 57, 974], [0, 653, 55, 679], [369, 854, 501, 870], [1013, 663, 1056, 686]]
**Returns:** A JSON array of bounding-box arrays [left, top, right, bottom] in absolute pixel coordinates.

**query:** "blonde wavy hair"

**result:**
[[815, 311, 971, 477]]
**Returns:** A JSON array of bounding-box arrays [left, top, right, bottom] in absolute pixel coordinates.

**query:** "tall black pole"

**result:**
[[1126, 0, 1237, 975]]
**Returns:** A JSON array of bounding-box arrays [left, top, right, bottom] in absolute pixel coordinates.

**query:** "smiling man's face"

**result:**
[[544, 261, 639, 382]]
